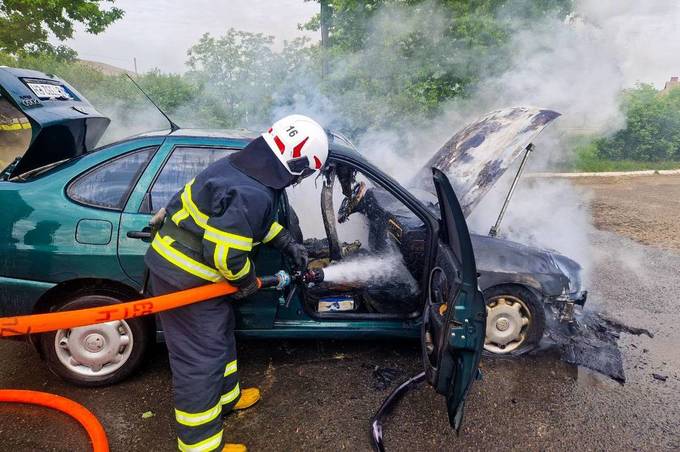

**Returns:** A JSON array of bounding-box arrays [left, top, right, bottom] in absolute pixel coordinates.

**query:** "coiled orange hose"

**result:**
[[0, 390, 109, 452]]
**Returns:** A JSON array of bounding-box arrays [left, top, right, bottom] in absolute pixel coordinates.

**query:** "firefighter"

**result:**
[[144, 115, 329, 452]]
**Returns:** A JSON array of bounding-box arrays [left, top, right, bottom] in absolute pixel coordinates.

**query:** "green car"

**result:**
[[0, 67, 565, 429]]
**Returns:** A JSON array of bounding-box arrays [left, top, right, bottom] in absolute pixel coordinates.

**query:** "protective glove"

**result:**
[[269, 228, 308, 271], [285, 241, 309, 271], [231, 273, 259, 300]]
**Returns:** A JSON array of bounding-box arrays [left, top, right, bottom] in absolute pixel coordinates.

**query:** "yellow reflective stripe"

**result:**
[[178, 430, 223, 452], [180, 180, 253, 251], [182, 179, 209, 224], [262, 222, 283, 244], [0, 122, 31, 131], [171, 208, 190, 226], [220, 383, 240, 405], [236, 258, 251, 279], [152, 234, 222, 282], [204, 226, 252, 251], [214, 245, 251, 281], [175, 402, 222, 427], [224, 360, 237, 377]]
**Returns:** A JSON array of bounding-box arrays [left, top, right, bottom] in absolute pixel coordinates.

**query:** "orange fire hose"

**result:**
[[0, 280, 253, 338], [0, 278, 269, 451], [0, 390, 109, 452]]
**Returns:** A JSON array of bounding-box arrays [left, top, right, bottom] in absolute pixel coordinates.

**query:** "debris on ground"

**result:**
[[367, 366, 404, 390], [652, 373, 668, 382], [599, 316, 654, 338], [544, 311, 653, 383], [142, 411, 155, 419]]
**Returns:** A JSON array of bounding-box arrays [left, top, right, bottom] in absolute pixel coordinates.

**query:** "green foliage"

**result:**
[[301, 0, 572, 131], [1, 1, 575, 138], [573, 142, 680, 172], [0, 0, 123, 55], [184, 29, 314, 128], [593, 84, 680, 162], [186, 29, 279, 127]]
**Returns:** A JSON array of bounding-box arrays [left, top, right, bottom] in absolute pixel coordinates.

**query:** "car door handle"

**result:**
[[127, 228, 152, 241], [127, 231, 151, 239]]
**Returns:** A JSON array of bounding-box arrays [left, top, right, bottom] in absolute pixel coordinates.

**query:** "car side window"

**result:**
[[147, 146, 234, 212], [67, 147, 155, 210]]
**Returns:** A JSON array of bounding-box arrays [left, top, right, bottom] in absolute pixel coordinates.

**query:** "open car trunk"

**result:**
[[0, 67, 110, 180]]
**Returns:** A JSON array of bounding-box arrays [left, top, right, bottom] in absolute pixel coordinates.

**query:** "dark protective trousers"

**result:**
[[147, 271, 241, 452]]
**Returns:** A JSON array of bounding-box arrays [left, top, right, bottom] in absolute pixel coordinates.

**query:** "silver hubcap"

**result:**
[[55, 320, 133, 376], [484, 295, 531, 354]]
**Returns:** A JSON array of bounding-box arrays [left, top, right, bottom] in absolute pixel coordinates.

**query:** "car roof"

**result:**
[[129, 127, 369, 164], [132, 128, 258, 140]]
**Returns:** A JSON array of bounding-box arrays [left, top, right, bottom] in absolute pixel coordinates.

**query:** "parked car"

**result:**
[[0, 68, 585, 425]]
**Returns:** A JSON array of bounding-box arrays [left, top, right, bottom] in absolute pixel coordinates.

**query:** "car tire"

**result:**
[[39, 291, 151, 387], [482, 285, 545, 356]]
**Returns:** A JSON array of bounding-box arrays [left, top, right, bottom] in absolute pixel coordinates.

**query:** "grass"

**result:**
[[570, 142, 680, 173]]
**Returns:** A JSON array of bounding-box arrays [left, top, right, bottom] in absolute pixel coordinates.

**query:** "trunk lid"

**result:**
[[0, 66, 110, 180], [412, 107, 560, 216]]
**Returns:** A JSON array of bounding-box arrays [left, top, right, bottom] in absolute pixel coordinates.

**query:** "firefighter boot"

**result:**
[[222, 444, 247, 452], [233, 387, 260, 410]]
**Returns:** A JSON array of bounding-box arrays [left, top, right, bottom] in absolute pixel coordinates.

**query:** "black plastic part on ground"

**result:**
[[370, 371, 426, 452]]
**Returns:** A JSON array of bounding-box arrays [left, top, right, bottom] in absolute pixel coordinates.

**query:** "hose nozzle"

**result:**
[[259, 270, 292, 290], [294, 268, 325, 286]]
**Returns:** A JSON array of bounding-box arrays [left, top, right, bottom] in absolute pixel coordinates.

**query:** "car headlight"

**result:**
[[550, 253, 583, 294]]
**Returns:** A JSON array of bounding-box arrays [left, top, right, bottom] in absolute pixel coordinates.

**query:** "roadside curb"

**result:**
[[528, 169, 680, 178]]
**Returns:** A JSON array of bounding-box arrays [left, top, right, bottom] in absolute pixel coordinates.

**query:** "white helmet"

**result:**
[[262, 114, 329, 178]]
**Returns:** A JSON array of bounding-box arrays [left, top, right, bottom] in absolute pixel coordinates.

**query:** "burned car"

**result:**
[[0, 66, 582, 417], [303, 110, 587, 356]]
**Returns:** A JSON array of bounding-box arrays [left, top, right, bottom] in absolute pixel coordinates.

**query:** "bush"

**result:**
[[594, 84, 680, 161]]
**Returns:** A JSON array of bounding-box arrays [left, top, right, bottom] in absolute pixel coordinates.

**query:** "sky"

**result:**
[[62, 0, 319, 73]]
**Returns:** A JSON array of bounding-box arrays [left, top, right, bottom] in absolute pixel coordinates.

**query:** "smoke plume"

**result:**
[[285, 1, 680, 285]]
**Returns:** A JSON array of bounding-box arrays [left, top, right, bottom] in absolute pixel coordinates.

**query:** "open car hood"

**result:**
[[0, 66, 110, 179], [411, 107, 560, 216]]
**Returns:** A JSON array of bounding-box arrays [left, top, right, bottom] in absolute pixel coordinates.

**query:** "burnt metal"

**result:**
[[371, 371, 426, 452], [304, 237, 362, 259], [321, 165, 342, 261], [545, 311, 653, 383], [489, 143, 534, 237], [338, 181, 367, 223], [372, 367, 404, 390], [411, 107, 560, 216]]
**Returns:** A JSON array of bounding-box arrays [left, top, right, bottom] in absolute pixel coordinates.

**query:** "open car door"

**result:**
[[422, 168, 486, 430]]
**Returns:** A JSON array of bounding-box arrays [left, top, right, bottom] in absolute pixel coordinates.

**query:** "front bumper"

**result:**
[[547, 290, 587, 324], [553, 290, 588, 307]]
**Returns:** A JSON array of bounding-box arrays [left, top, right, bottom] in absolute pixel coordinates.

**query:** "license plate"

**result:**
[[26, 82, 72, 100]]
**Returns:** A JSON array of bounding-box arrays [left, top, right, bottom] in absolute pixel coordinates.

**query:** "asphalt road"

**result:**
[[0, 228, 678, 451]]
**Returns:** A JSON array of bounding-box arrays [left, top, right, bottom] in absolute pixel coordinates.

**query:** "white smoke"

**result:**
[[285, 1, 680, 286], [465, 0, 680, 277], [322, 250, 418, 291]]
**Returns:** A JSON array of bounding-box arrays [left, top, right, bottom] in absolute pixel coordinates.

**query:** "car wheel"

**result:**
[[482, 285, 545, 356], [40, 292, 151, 387]]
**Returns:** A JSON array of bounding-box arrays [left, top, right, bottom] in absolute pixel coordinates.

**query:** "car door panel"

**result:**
[[422, 168, 486, 431]]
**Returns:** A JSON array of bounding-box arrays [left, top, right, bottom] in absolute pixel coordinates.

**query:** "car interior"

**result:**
[[285, 160, 432, 320]]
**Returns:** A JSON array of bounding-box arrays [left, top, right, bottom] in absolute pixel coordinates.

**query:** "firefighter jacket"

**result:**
[[145, 144, 286, 289]]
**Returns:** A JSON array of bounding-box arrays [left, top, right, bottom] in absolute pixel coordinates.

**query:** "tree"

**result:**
[[300, 0, 573, 132], [595, 84, 680, 161], [185, 29, 311, 128], [0, 0, 124, 56]]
